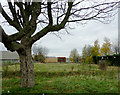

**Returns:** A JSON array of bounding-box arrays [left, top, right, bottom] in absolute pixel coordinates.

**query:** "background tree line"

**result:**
[[69, 37, 119, 63]]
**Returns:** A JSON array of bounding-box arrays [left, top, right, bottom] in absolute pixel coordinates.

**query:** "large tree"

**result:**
[[111, 39, 119, 54], [32, 44, 48, 62], [91, 40, 100, 56], [69, 48, 80, 63], [0, 0, 119, 87], [101, 37, 113, 55], [81, 44, 92, 63], [32, 44, 49, 56]]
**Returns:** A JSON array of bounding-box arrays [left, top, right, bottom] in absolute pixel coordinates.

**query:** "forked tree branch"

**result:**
[[7, 0, 20, 27], [31, 2, 73, 44], [0, 3, 22, 31], [0, 25, 24, 51]]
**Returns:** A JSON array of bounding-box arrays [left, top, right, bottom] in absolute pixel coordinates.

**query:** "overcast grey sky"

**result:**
[[0, 1, 118, 58]]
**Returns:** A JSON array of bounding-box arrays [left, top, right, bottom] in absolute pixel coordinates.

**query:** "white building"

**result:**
[[0, 51, 19, 63]]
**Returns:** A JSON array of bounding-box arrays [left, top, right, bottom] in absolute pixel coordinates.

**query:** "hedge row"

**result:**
[[92, 54, 120, 66]]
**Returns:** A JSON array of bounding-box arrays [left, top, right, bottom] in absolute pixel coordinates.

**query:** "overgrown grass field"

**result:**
[[2, 63, 119, 94]]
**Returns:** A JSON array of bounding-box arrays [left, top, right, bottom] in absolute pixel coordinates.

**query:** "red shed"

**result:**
[[58, 57, 66, 63]]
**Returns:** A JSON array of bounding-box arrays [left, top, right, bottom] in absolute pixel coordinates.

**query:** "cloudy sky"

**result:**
[[0, 1, 118, 58]]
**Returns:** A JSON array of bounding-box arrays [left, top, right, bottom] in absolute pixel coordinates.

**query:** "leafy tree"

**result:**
[[91, 40, 100, 56], [32, 45, 48, 63], [0, 0, 119, 87], [34, 54, 45, 63], [111, 39, 119, 54], [69, 48, 80, 63], [82, 44, 92, 63], [32, 44, 49, 56], [101, 37, 113, 55], [82, 45, 88, 63], [90, 40, 101, 64], [86, 45, 92, 57]]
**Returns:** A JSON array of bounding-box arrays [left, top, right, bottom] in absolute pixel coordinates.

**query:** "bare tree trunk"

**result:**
[[18, 47, 34, 87]]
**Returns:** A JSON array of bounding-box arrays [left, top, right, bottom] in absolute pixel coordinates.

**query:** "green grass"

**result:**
[[2, 63, 119, 94]]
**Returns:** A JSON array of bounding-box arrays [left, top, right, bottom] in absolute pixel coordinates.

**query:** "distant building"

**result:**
[[45, 57, 67, 63], [45, 57, 58, 63], [0, 51, 19, 63], [58, 57, 66, 63]]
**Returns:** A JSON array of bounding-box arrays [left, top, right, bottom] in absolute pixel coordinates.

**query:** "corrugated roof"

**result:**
[[0, 51, 19, 59]]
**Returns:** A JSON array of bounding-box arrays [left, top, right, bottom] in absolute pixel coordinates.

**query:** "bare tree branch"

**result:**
[[0, 25, 24, 51], [7, 0, 20, 27], [47, 1, 53, 25], [0, 3, 22, 31], [15, 2, 27, 26]]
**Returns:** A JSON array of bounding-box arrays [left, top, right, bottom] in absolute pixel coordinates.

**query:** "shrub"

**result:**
[[98, 60, 107, 70], [3, 65, 9, 76], [33, 54, 45, 63], [93, 54, 120, 66]]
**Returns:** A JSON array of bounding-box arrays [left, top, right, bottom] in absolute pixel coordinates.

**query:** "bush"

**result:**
[[33, 54, 45, 63], [108, 54, 120, 66], [3, 65, 9, 76], [98, 60, 107, 70]]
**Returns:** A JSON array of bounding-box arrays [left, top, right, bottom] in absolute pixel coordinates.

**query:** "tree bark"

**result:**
[[18, 47, 34, 88]]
